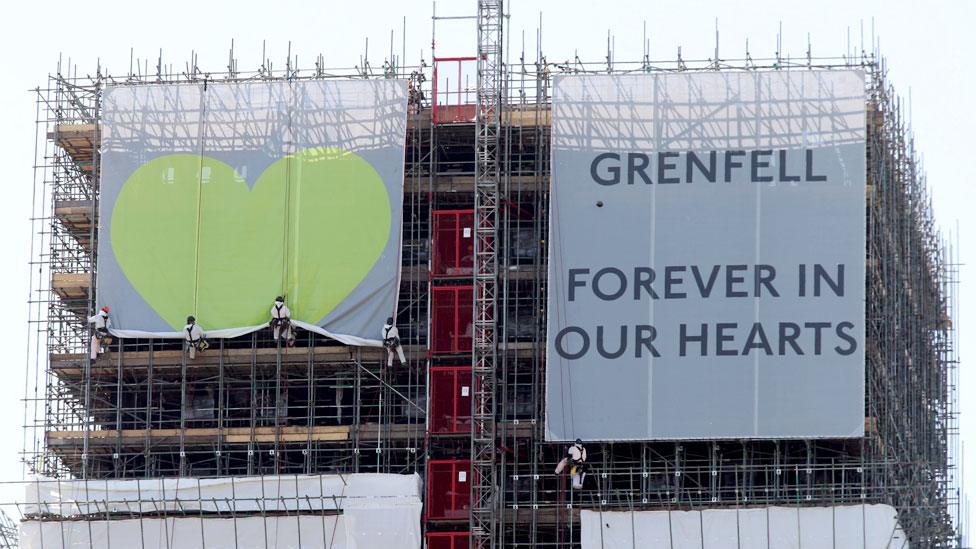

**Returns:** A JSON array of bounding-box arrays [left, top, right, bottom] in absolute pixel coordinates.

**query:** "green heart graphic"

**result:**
[[111, 147, 392, 331]]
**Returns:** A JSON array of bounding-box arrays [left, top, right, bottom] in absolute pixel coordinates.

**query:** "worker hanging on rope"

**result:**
[[183, 315, 209, 359], [382, 316, 407, 369], [86, 305, 112, 361], [269, 296, 296, 347], [554, 438, 588, 489]]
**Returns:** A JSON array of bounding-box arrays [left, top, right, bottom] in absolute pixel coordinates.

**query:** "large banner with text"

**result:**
[[546, 71, 866, 440]]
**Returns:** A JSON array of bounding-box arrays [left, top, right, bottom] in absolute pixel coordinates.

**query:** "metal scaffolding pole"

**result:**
[[472, 0, 503, 547]]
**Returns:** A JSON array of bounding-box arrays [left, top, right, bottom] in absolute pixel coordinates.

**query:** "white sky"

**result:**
[[0, 0, 972, 537]]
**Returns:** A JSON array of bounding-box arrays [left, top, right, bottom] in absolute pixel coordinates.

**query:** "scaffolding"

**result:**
[[0, 510, 18, 548], [21, 9, 961, 549]]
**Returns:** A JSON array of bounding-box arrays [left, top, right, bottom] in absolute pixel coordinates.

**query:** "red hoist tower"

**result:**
[[471, 1, 503, 548]]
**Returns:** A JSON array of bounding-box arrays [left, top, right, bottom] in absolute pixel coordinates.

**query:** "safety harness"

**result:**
[[186, 325, 207, 349], [383, 325, 400, 349], [93, 313, 111, 343], [271, 303, 291, 326]]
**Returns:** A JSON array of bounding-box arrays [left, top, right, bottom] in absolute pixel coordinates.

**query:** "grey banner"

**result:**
[[546, 71, 866, 441], [96, 80, 407, 345]]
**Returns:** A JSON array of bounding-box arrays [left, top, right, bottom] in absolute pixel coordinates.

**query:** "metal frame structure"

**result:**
[[472, 1, 504, 548], [20, 12, 962, 548]]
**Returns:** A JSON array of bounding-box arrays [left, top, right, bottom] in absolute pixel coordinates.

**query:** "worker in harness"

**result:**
[[183, 315, 209, 359], [86, 305, 112, 360], [269, 296, 295, 347], [382, 316, 406, 368], [554, 438, 588, 489]]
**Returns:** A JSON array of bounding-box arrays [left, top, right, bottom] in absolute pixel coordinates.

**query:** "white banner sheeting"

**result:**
[[580, 505, 908, 549], [21, 474, 422, 549], [21, 514, 418, 549], [24, 473, 420, 515], [547, 71, 867, 440]]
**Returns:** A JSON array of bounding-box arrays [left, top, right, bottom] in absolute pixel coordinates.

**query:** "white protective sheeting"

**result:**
[[21, 473, 422, 549], [24, 473, 419, 515], [20, 513, 415, 549], [580, 504, 909, 549]]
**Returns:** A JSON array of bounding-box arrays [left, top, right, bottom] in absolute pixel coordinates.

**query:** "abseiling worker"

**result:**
[[183, 315, 209, 359], [554, 438, 588, 489], [270, 296, 295, 347], [382, 316, 407, 368], [86, 305, 112, 360]]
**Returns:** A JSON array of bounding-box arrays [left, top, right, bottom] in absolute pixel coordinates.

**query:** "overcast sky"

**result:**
[[0, 0, 972, 535]]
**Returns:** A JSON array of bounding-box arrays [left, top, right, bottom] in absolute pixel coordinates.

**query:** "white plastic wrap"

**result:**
[[21, 473, 422, 549], [581, 504, 909, 549], [24, 473, 419, 515], [20, 512, 420, 549]]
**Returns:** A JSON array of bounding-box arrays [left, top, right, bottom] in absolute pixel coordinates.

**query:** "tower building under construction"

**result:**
[[21, 3, 962, 547]]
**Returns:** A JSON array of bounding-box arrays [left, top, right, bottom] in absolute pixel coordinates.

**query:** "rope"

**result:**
[[327, 474, 347, 549], [281, 107, 293, 308], [550, 167, 576, 440], [192, 80, 208, 318]]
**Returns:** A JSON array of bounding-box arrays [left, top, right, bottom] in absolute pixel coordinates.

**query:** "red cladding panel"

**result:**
[[433, 210, 474, 276], [426, 532, 471, 549], [429, 366, 473, 434], [426, 459, 472, 520], [431, 286, 473, 354]]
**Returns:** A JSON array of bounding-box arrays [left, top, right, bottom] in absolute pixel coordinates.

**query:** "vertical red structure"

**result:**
[[432, 210, 475, 277], [432, 57, 478, 124], [431, 285, 474, 354], [426, 459, 473, 520], [429, 366, 474, 434], [426, 532, 472, 549]]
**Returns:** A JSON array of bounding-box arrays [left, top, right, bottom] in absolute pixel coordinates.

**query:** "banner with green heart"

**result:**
[[96, 80, 406, 345]]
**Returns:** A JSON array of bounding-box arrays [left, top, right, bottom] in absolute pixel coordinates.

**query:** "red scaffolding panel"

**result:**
[[433, 210, 475, 277], [426, 531, 471, 549], [432, 57, 478, 124], [431, 285, 473, 354], [426, 459, 472, 521], [429, 366, 474, 434]]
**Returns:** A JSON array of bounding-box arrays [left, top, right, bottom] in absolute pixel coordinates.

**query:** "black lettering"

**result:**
[[724, 150, 746, 182], [628, 153, 652, 185], [691, 265, 721, 298], [804, 322, 831, 355], [751, 150, 774, 182], [657, 151, 680, 184], [814, 264, 844, 297], [679, 323, 708, 357], [743, 323, 772, 355], [593, 267, 627, 301], [687, 151, 717, 183], [726, 265, 748, 297], [555, 327, 589, 360], [664, 266, 687, 299], [591, 152, 620, 185], [596, 325, 627, 359], [798, 264, 807, 297], [805, 149, 827, 182], [634, 267, 659, 300], [754, 265, 779, 297], [568, 268, 590, 302], [835, 322, 857, 356], [716, 323, 738, 356], [635, 325, 661, 358], [779, 149, 800, 182], [778, 322, 804, 355]]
